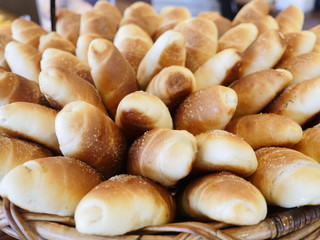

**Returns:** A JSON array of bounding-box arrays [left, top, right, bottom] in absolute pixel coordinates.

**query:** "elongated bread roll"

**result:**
[[231, 69, 292, 118], [0, 33, 12, 71], [249, 147, 320, 208], [194, 130, 257, 177], [128, 128, 197, 187], [310, 24, 320, 53], [174, 85, 238, 135], [275, 5, 304, 34], [225, 113, 303, 150], [266, 77, 320, 125], [180, 172, 267, 225], [75, 174, 175, 236], [56, 101, 127, 179], [38, 32, 76, 54], [76, 33, 101, 64], [0, 136, 52, 182], [0, 102, 59, 153], [0, 71, 48, 106], [56, 8, 80, 45], [5, 41, 41, 83], [88, 38, 138, 118], [113, 24, 153, 73], [253, 15, 279, 36], [0, 156, 103, 216], [137, 30, 186, 90], [39, 67, 106, 113], [198, 11, 231, 38], [194, 48, 241, 89], [41, 48, 93, 84], [146, 65, 196, 111], [174, 17, 218, 72]]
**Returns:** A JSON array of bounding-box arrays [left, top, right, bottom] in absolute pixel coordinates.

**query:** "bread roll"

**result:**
[[119, 1, 160, 37], [39, 67, 106, 113], [56, 8, 80, 45], [5, 41, 41, 83], [180, 172, 267, 225], [277, 52, 320, 85], [239, 29, 286, 77], [231, 69, 292, 118], [137, 30, 186, 90], [225, 113, 303, 150], [194, 130, 257, 177], [174, 17, 218, 72], [128, 128, 197, 187], [275, 5, 304, 34], [174, 85, 238, 135], [249, 147, 320, 208], [310, 24, 320, 53], [76, 33, 101, 64], [0, 33, 12, 71], [0, 102, 59, 153], [198, 11, 231, 38], [146, 65, 196, 111], [11, 18, 47, 48], [266, 77, 320, 125], [0, 156, 103, 216], [38, 32, 76, 54], [55, 101, 127, 179], [41, 48, 93, 84], [194, 48, 241, 89], [88, 38, 138, 118], [253, 15, 279, 36], [115, 91, 173, 140], [217, 23, 259, 53], [75, 174, 175, 236], [113, 24, 153, 73]]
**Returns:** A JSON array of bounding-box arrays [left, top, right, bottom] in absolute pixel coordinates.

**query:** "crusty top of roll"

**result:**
[[38, 32, 76, 54], [198, 11, 231, 38], [275, 5, 304, 34], [56, 8, 80, 46]]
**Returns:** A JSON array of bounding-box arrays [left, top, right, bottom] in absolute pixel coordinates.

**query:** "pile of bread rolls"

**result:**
[[0, 0, 320, 237]]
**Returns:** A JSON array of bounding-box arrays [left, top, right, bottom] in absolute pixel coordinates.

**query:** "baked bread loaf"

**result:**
[[198, 11, 231, 38], [180, 172, 267, 225], [174, 85, 238, 135], [0, 156, 103, 216], [275, 5, 304, 34], [38, 32, 76, 54], [0, 102, 59, 153], [0, 33, 12, 71], [0, 136, 52, 181], [146, 65, 196, 111], [39, 67, 106, 113], [55, 101, 127, 179], [310, 24, 320, 53], [194, 130, 257, 177], [56, 8, 80, 45], [75, 174, 175, 236], [127, 128, 197, 187], [174, 17, 218, 72], [230, 69, 292, 118], [225, 113, 303, 150], [88, 38, 138, 118], [249, 147, 320, 208], [76, 33, 101, 64], [137, 29, 186, 90], [252, 15, 279, 36]]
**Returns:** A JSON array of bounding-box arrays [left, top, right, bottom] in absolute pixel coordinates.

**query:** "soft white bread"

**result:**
[[76, 33, 101, 64], [113, 24, 153, 73], [180, 172, 267, 225], [55, 101, 127, 179], [115, 91, 173, 140], [239, 29, 287, 77], [293, 124, 320, 163], [39, 67, 106, 113], [5, 41, 41, 83], [198, 11, 231, 38], [0, 102, 59, 153], [0, 33, 12, 71], [174, 17, 218, 72], [119, 1, 160, 37], [127, 128, 197, 187], [56, 8, 80, 45], [75, 174, 175, 236], [194, 48, 241, 89], [249, 147, 320, 208], [0, 71, 48, 106], [0, 136, 52, 182], [11, 18, 47, 48], [194, 130, 257, 177], [88, 38, 138, 118], [310, 24, 320, 53], [174, 85, 238, 135], [266, 77, 320, 125], [0, 156, 103, 216], [275, 5, 304, 34], [41, 48, 93, 84], [38, 32, 76, 54], [225, 113, 303, 150], [146, 65, 196, 111], [230, 69, 293, 118]]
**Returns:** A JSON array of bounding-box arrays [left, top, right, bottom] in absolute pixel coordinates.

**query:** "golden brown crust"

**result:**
[[76, 33, 102, 64], [56, 8, 80, 45], [198, 11, 231, 38], [0, 33, 12, 71], [38, 32, 76, 54], [275, 5, 304, 34]]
